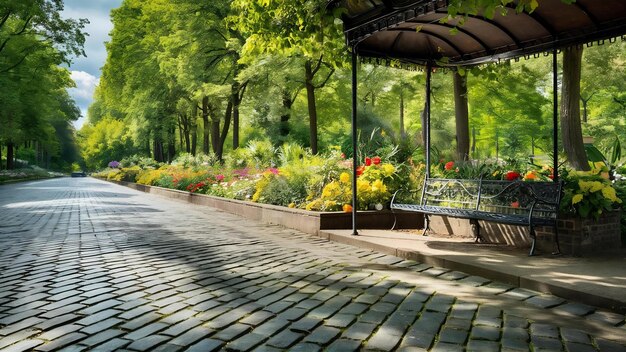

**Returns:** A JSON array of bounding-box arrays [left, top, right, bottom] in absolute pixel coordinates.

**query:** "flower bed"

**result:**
[[106, 180, 423, 234], [92, 142, 625, 253], [0, 167, 65, 184], [93, 144, 424, 214]]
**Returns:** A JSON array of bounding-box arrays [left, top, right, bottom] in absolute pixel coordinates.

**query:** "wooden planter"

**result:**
[[106, 180, 423, 235]]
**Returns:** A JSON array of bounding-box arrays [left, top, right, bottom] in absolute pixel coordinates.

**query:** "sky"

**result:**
[[62, 0, 123, 129]]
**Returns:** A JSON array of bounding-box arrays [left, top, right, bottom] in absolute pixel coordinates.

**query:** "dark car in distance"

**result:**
[[71, 171, 87, 177]]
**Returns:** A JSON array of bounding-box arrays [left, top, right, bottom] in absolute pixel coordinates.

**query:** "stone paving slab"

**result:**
[[0, 177, 624, 351]]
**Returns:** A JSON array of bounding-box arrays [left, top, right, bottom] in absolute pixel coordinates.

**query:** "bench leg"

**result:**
[[390, 209, 398, 230], [529, 225, 537, 256], [470, 219, 481, 243], [421, 214, 430, 236]]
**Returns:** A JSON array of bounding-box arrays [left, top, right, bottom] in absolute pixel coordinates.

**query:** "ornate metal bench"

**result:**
[[391, 178, 562, 256]]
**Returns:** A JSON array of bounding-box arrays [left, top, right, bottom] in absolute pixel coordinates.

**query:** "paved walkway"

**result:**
[[0, 178, 625, 351], [317, 229, 626, 315]]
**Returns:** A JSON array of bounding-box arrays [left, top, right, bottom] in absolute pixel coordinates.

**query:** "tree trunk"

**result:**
[[280, 90, 293, 138], [7, 142, 14, 170], [454, 71, 470, 161], [0, 143, 3, 170], [495, 129, 499, 161], [177, 115, 184, 152], [218, 100, 233, 161], [153, 138, 165, 163], [191, 104, 198, 156], [208, 104, 220, 157], [471, 126, 476, 155], [183, 115, 191, 153], [168, 127, 176, 163], [233, 98, 240, 150], [561, 46, 590, 171], [232, 72, 241, 150], [399, 89, 405, 138], [202, 96, 210, 154], [305, 60, 318, 154], [580, 96, 590, 123]]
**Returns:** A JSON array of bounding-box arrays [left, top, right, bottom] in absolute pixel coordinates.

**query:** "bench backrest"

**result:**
[[477, 180, 561, 221], [421, 178, 481, 210], [421, 178, 561, 221]]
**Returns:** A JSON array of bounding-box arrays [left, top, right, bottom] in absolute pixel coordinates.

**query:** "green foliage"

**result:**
[[172, 153, 219, 169], [0, 0, 86, 171], [77, 117, 139, 171], [560, 168, 622, 219]]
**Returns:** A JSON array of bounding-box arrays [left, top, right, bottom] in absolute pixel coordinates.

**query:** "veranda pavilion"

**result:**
[[325, 0, 626, 235]]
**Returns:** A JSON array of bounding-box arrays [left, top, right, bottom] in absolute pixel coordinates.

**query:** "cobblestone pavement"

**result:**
[[0, 177, 625, 352]]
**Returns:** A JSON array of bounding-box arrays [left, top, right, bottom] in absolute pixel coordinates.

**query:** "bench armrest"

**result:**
[[390, 189, 422, 207]]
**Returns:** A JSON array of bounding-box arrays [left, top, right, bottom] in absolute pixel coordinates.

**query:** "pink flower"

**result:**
[[216, 174, 225, 181]]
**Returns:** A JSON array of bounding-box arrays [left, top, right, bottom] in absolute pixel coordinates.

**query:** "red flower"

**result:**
[[445, 161, 455, 171], [340, 153, 346, 159], [356, 166, 365, 176], [505, 171, 521, 181], [372, 156, 381, 165], [511, 201, 520, 208], [364, 157, 372, 166]]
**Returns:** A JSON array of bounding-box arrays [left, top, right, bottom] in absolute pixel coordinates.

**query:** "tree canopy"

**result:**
[[0, 0, 86, 170], [68, 0, 626, 172]]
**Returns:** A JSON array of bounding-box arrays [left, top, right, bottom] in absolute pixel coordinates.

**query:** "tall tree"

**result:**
[[561, 46, 589, 171], [453, 71, 470, 161], [231, 0, 344, 153]]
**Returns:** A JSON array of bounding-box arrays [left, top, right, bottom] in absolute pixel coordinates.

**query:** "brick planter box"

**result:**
[[429, 211, 621, 256], [536, 210, 622, 257], [105, 180, 423, 235]]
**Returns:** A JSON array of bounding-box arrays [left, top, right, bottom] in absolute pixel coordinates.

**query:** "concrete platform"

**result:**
[[318, 229, 626, 314]]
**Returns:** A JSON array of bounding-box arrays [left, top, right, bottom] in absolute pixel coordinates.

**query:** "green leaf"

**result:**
[[584, 144, 606, 163]]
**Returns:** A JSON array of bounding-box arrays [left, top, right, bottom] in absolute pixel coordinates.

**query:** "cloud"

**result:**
[[69, 71, 99, 100], [68, 71, 99, 129], [61, 0, 123, 129]]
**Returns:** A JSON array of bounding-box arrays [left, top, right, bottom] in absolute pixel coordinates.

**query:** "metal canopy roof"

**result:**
[[328, 0, 626, 67]]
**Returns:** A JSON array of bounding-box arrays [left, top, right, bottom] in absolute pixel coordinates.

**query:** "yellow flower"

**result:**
[[288, 203, 296, 208], [590, 181, 604, 193], [382, 163, 395, 176], [339, 172, 350, 184], [601, 186, 622, 203], [357, 179, 370, 193], [572, 194, 584, 205], [371, 179, 387, 193], [578, 181, 592, 193], [323, 200, 337, 209]]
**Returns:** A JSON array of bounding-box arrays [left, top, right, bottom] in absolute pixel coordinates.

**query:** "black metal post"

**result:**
[[552, 50, 559, 182], [351, 48, 359, 236], [425, 64, 432, 178]]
